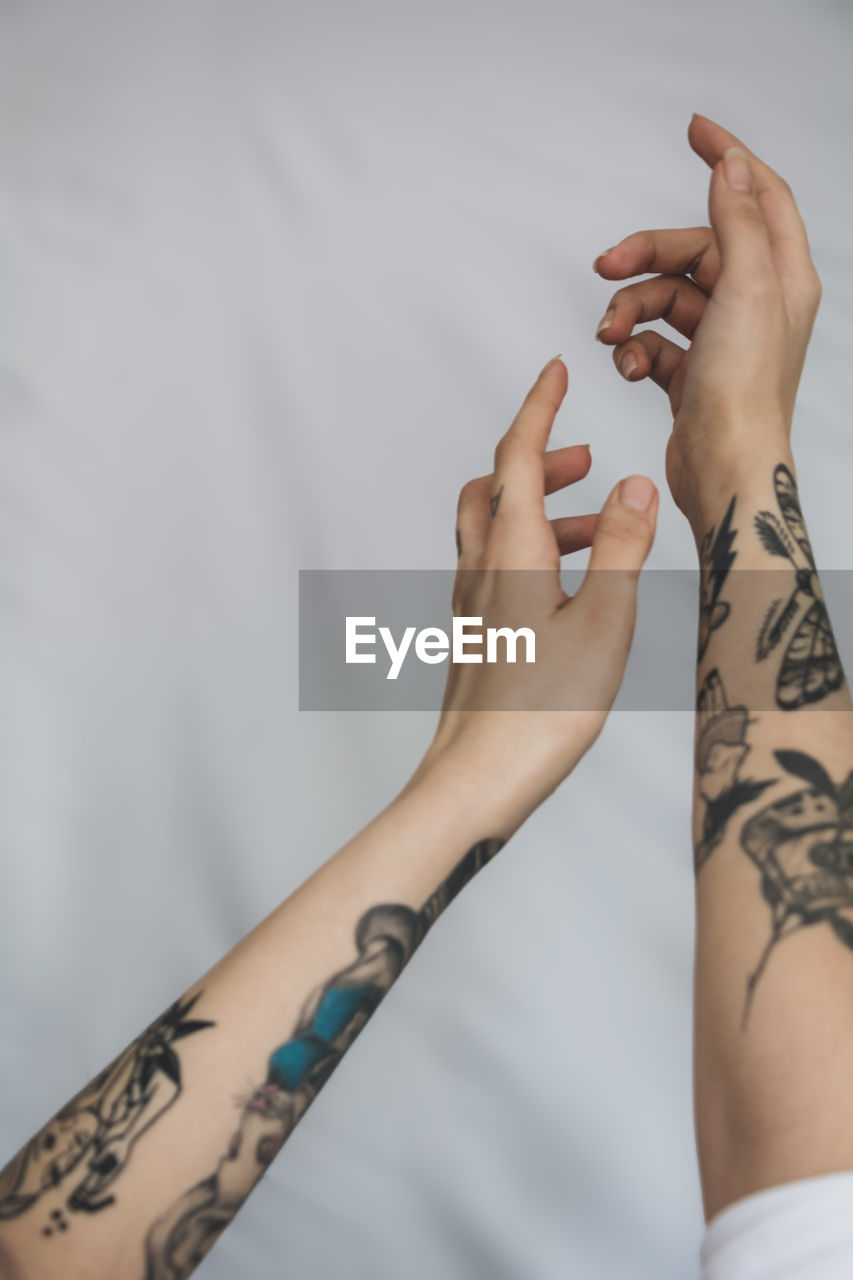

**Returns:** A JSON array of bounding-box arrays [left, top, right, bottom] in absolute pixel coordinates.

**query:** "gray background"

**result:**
[[1, 2, 851, 1277]]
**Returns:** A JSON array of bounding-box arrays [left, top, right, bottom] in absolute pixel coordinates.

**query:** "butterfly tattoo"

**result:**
[[753, 464, 844, 709], [740, 749, 853, 1027]]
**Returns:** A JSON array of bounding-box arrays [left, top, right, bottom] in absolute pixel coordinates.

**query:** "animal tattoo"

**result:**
[[694, 668, 775, 873], [754, 463, 843, 708], [0, 995, 214, 1233], [740, 750, 853, 1027], [142, 836, 504, 1279]]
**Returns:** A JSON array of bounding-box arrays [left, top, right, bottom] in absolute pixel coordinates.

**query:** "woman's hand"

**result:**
[[410, 356, 658, 824], [593, 113, 822, 532]]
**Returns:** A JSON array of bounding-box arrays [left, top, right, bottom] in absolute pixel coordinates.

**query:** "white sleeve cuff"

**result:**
[[701, 1172, 853, 1279]]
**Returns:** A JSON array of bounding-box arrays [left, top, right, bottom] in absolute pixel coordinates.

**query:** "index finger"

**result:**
[[490, 356, 568, 523], [594, 226, 720, 294], [688, 113, 817, 279]]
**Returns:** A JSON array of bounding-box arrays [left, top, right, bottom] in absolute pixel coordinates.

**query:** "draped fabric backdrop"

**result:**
[[1, 2, 851, 1276]]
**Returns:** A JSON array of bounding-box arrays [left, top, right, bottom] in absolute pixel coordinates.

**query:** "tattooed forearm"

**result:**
[[694, 668, 775, 873], [739, 750, 853, 1027], [0, 997, 213, 1239], [142, 837, 504, 1280], [753, 464, 843, 708], [697, 496, 737, 661]]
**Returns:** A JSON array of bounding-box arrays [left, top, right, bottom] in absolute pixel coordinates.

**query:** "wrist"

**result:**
[[403, 712, 595, 840], [681, 442, 796, 548]]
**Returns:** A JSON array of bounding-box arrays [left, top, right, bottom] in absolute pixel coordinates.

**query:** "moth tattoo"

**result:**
[[697, 496, 737, 661], [740, 750, 853, 1027], [754, 464, 843, 708], [694, 668, 775, 873]]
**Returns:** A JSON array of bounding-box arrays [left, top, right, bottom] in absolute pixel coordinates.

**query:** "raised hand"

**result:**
[[593, 113, 822, 531], [414, 356, 659, 816]]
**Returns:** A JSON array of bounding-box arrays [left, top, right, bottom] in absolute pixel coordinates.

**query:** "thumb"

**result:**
[[708, 146, 775, 284], [574, 474, 658, 619]]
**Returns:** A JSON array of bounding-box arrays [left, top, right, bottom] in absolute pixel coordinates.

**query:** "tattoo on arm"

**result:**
[[489, 485, 504, 518], [455, 527, 462, 557], [754, 463, 843, 708], [694, 668, 775, 873], [739, 750, 853, 1027], [693, 660, 853, 1029], [142, 837, 504, 1280], [0, 996, 214, 1236], [697, 496, 737, 662]]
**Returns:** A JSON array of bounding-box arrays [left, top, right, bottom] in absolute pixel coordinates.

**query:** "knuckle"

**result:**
[[790, 269, 822, 316], [493, 435, 516, 469], [456, 478, 482, 512], [635, 231, 658, 272]]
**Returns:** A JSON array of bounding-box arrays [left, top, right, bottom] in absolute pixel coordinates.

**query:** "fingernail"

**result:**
[[620, 352, 638, 379], [723, 146, 753, 193], [539, 353, 563, 377], [619, 475, 655, 510], [596, 309, 615, 340]]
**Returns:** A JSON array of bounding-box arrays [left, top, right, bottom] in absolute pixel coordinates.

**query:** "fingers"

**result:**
[[455, 440, 590, 567], [688, 114, 819, 284], [593, 116, 821, 320], [540, 442, 592, 495], [610, 329, 686, 395], [573, 475, 659, 628], [705, 144, 776, 287], [551, 512, 597, 556], [489, 357, 567, 525], [595, 272, 708, 347], [584, 476, 658, 575], [594, 227, 721, 296]]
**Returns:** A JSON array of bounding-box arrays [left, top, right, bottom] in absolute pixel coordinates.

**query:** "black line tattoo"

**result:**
[[455, 527, 462, 557], [142, 837, 504, 1280], [490, 485, 504, 518], [754, 463, 843, 708], [697, 496, 737, 661], [740, 751, 853, 1027], [694, 668, 775, 873], [0, 995, 214, 1235]]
